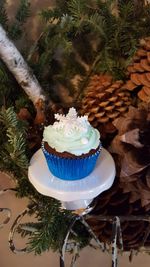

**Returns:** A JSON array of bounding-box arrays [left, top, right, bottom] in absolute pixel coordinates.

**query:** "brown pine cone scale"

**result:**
[[80, 74, 132, 136], [125, 37, 150, 102]]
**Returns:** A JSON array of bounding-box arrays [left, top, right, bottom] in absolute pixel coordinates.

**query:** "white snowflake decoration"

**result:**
[[53, 107, 89, 136]]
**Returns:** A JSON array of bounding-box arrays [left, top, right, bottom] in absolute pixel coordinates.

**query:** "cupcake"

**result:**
[[42, 107, 102, 180]]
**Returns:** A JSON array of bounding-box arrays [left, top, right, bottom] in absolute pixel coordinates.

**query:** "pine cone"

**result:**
[[87, 104, 150, 251], [110, 104, 150, 209], [80, 74, 132, 138], [87, 178, 150, 251], [124, 38, 150, 103]]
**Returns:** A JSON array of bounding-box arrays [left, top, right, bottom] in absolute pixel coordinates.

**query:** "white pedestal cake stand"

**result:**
[[28, 148, 116, 210]]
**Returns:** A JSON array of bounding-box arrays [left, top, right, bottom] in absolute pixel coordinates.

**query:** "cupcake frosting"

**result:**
[[43, 107, 100, 156]]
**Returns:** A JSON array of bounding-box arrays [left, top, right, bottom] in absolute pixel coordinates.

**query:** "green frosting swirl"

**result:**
[[43, 108, 100, 156]]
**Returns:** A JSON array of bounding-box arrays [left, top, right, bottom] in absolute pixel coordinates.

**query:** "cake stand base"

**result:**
[[28, 148, 116, 211], [61, 198, 93, 210]]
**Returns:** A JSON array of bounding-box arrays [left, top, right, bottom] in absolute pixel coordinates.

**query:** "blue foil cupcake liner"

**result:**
[[41, 142, 102, 181]]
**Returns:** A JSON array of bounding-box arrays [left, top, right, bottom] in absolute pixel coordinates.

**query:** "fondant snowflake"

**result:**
[[53, 107, 89, 136]]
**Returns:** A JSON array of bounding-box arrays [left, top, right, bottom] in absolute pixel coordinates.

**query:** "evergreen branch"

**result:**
[[6, 129, 28, 167], [40, 8, 62, 23], [138, 3, 150, 37], [8, 23, 22, 41], [0, 107, 18, 128], [17, 222, 40, 237], [59, 37, 72, 54], [0, 62, 9, 84], [16, 0, 30, 24], [0, 60, 33, 109], [55, 0, 70, 13], [8, 0, 30, 40], [68, 0, 87, 20], [0, 0, 8, 29], [59, 14, 74, 35], [0, 62, 11, 106], [27, 199, 90, 255], [118, 0, 134, 21], [96, 0, 116, 18], [0, 107, 29, 171], [28, 200, 73, 253], [15, 175, 37, 198], [83, 13, 105, 36]]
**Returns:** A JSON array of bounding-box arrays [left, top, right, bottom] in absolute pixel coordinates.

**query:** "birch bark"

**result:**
[[0, 25, 46, 105]]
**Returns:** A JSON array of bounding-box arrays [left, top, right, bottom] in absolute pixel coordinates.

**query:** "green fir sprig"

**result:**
[[0, 0, 8, 30], [0, 0, 30, 40], [0, 107, 28, 172], [9, 0, 30, 40], [28, 0, 150, 104]]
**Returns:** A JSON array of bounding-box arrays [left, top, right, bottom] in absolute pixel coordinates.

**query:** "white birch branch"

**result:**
[[0, 25, 46, 105]]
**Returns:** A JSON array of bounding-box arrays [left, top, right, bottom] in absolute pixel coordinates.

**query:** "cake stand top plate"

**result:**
[[28, 148, 116, 202]]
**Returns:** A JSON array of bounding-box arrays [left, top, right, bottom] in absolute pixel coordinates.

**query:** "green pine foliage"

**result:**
[[0, 0, 8, 30], [0, 107, 28, 173], [0, 61, 24, 108], [27, 199, 73, 254], [0, 107, 34, 197], [28, 0, 150, 104], [9, 0, 31, 40], [0, 0, 30, 40], [17, 198, 90, 254], [16, 0, 30, 23]]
